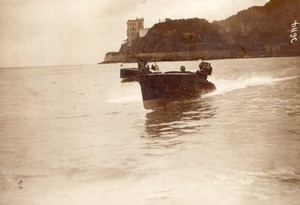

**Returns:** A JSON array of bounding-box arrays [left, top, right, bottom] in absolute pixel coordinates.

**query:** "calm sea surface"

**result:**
[[0, 57, 300, 205]]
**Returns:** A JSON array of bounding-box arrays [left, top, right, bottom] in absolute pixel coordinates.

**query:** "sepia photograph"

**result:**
[[0, 0, 299, 204]]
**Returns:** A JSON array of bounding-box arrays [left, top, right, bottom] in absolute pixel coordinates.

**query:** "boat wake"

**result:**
[[205, 75, 298, 97], [105, 75, 298, 104]]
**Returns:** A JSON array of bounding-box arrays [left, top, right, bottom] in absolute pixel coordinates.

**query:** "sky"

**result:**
[[0, 0, 268, 67]]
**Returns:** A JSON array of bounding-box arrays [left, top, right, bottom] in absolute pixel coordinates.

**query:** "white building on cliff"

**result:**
[[127, 18, 149, 45]]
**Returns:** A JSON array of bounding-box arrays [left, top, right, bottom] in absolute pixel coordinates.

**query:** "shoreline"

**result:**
[[100, 52, 300, 64]]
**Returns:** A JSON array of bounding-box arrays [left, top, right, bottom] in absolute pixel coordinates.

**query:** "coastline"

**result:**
[[100, 51, 300, 64]]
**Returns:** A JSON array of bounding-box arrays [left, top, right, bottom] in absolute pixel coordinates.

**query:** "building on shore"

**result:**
[[127, 18, 149, 45]]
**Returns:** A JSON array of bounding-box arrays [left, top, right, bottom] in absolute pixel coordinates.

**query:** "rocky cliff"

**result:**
[[103, 0, 300, 63]]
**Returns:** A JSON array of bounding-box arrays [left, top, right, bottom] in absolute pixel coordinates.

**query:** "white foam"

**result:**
[[205, 75, 298, 97]]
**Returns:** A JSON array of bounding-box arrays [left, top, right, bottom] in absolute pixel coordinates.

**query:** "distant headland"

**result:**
[[102, 0, 300, 63]]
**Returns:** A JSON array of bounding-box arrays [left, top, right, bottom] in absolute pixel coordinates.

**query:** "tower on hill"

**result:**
[[127, 18, 147, 45]]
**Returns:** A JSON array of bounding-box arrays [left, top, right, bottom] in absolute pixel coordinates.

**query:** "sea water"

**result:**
[[0, 57, 299, 205]]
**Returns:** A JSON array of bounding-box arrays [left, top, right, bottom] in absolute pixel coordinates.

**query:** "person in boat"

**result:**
[[151, 64, 156, 71], [138, 60, 148, 71], [145, 64, 150, 72], [180, 65, 186, 72], [150, 63, 159, 72], [196, 61, 213, 79]]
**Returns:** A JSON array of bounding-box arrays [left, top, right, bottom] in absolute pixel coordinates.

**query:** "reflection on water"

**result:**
[[143, 98, 216, 148]]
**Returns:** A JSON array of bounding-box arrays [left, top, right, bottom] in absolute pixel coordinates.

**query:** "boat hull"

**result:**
[[120, 68, 139, 79], [138, 72, 216, 109]]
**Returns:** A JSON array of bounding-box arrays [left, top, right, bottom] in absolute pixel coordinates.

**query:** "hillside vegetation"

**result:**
[[104, 0, 300, 62]]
